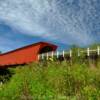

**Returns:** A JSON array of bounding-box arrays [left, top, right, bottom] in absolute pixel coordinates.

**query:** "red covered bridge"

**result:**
[[0, 42, 57, 68]]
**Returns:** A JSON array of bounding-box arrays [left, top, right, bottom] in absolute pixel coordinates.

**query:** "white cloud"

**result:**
[[0, 0, 97, 46]]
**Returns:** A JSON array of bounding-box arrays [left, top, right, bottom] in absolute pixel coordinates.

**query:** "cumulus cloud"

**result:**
[[0, 0, 99, 46]]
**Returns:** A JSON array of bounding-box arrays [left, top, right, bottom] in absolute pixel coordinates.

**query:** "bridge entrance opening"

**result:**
[[39, 46, 53, 54]]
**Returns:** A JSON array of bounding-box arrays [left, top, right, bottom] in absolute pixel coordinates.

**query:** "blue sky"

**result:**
[[0, 0, 100, 53]]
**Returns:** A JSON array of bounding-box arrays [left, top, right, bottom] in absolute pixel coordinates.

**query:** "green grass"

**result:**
[[0, 60, 100, 100]]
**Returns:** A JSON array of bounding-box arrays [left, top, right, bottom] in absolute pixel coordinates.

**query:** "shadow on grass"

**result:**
[[0, 69, 15, 83]]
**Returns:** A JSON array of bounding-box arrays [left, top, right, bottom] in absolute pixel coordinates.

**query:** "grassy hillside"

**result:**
[[0, 60, 100, 100]]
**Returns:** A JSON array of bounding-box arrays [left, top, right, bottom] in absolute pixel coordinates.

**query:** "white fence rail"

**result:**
[[38, 46, 100, 60]]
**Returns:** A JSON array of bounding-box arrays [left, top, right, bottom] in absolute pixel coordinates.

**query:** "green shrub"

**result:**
[[0, 60, 100, 100]]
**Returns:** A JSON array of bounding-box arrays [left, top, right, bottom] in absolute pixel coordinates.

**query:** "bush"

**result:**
[[0, 61, 100, 100]]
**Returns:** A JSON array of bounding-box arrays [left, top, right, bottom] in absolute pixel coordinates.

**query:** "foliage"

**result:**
[[0, 60, 100, 100]]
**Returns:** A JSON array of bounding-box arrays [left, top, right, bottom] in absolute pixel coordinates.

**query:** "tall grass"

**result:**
[[0, 60, 100, 100]]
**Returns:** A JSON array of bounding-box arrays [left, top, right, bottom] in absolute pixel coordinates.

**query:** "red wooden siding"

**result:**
[[0, 42, 57, 68]]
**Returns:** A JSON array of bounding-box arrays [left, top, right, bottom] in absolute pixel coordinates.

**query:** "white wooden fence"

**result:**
[[38, 46, 100, 60]]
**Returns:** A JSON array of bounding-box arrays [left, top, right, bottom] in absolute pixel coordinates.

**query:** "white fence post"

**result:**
[[78, 49, 80, 57], [57, 51, 59, 58], [46, 53, 49, 60], [97, 46, 100, 56], [51, 51, 54, 59], [70, 50, 72, 57], [42, 54, 44, 59], [87, 48, 90, 56], [63, 50, 65, 58]]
